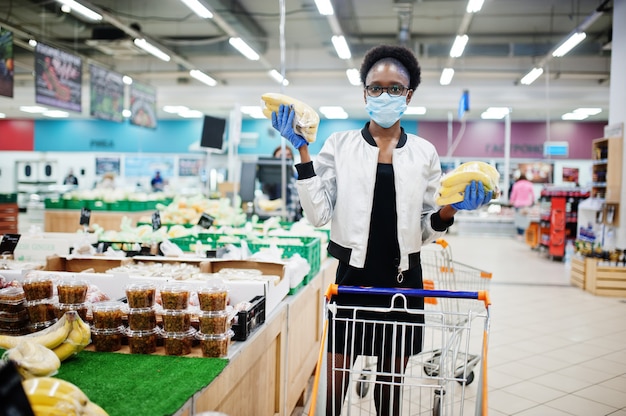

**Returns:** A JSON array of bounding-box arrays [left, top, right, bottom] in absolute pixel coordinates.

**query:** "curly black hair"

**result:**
[[359, 45, 421, 90]]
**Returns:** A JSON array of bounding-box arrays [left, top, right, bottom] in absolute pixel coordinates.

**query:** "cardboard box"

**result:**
[[14, 233, 98, 262], [45, 255, 133, 273]]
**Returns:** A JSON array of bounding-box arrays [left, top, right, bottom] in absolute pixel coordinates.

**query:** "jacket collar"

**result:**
[[361, 122, 408, 148]]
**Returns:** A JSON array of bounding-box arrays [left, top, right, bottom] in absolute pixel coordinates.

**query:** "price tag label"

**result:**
[[152, 211, 162, 231], [79, 208, 91, 226], [197, 213, 215, 229], [0, 233, 21, 255]]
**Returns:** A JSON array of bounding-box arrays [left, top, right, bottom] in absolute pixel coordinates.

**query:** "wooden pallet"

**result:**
[[585, 259, 626, 297], [570, 256, 587, 289]]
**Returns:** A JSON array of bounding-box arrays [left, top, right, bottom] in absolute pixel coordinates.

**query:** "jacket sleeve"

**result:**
[[421, 152, 452, 243], [294, 138, 337, 227]]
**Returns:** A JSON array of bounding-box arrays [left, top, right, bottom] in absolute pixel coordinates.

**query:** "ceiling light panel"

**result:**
[[331, 36, 351, 59], [190, 70, 217, 86], [57, 0, 102, 21], [180, 0, 213, 18], [134, 38, 171, 62], [520, 67, 543, 85], [450, 35, 469, 58], [552, 32, 586, 57], [314, 0, 334, 15], [439, 68, 454, 86], [229, 37, 260, 61]]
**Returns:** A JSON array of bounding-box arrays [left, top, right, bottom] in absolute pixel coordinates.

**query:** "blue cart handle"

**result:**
[[325, 284, 491, 307]]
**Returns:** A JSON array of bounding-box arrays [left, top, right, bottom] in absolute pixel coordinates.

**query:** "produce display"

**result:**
[[437, 161, 501, 205], [261, 92, 320, 143]]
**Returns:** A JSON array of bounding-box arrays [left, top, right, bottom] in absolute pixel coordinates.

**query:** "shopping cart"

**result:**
[[308, 284, 491, 416]]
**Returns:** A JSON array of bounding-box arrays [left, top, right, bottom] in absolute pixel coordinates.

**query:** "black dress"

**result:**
[[328, 163, 424, 356]]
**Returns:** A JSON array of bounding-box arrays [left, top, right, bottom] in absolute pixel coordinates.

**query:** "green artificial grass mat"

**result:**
[[54, 350, 229, 416]]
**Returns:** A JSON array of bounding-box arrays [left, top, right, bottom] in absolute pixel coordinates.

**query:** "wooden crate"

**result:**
[[585, 260, 626, 297], [569, 256, 588, 289], [0, 203, 18, 234]]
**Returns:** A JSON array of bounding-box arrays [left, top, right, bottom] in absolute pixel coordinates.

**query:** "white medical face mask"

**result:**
[[365, 94, 407, 128]]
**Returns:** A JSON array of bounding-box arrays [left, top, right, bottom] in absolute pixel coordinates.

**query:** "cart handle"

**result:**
[[324, 284, 491, 307]]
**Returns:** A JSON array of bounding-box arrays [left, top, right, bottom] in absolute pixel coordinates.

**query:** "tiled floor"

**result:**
[[295, 234, 626, 415]]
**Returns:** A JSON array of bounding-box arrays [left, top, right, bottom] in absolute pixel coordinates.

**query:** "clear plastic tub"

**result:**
[[25, 298, 57, 323], [127, 306, 157, 331], [125, 283, 156, 308], [0, 309, 29, 330], [160, 309, 191, 333], [196, 330, 234, 358], [22, 275, 54, 301], [92, 301, 125, 329], [91, 326, 124, 352], [162, 328, 196, 356], [197, 279, 228, 312], [57, 278, 89, 304], [159, 283, 189, 310], [198, 310, 230, 334], [126, 328, 159, 354], [55, 302, 89, 321], [28, 319, 57, 333], [0, 286, 26, 313]]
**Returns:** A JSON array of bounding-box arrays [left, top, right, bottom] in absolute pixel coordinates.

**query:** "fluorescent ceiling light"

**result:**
[[268, 69, 289, 86], [178, 109, 204, 118], [20, 105, 47, 113], [520, 67, 543, 85], [319, 106, 348, 119], [331, 35, 351, 59], [180, 0, 213, 18], [240, 106, 266, 119], [346, 68, 361, 86], [404, 106, 427, 115], [481, 107, 510, 119], [0, 113, 5, 118], [190, 69, 217, 86], [450, 35, 469, 58], [229, 37, 260, 61], [466, 0, 484, 13], [552, 32, 586, 57], [122, 109, 131, 118], [29, 39, 38, 47], [439, 68, 454, 85], [134, 38, 171, 62], [57, 0, 102, 21], [314, 0, 334, 15], [122, 75, 133, 85], [574, 107, 601, 116], [163, 105, 189, 114], [43, 110, 69, 118], [561, 112, 588, 120]]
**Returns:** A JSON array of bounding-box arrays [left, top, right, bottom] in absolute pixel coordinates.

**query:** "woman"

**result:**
[[272, 44, 491, 415], [509, 173, 535, 237]]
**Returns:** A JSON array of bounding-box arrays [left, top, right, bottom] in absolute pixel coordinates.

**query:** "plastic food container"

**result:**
[[161, 309, 191, 333], [159, 284, 189, 310], [125, 283, 156, 308], [196, 330, 234, 358], [162, 328, 196, 356], [55, 302, 89, 321], [25, 298, 57, 324], [56, 278, 89, 304], [127, 307, 157, 331], [197, 280, 228, 312], [0, 286, 26, 313], [91, 326, 124, 352], [92, 301, 125, 329], [28, 319, 57, 334], [0, 310, 29, 330], [22, 275, 54, 301], [126, 328, 159, 354], [198, 310, 230, 334]]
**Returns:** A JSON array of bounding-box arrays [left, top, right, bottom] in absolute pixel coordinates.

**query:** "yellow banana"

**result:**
[[4, 340, 61, 378], [436, 192, 465, 206], [52, 318, 86, 362], [437, 182, 469, 198], [30, 402, 79, 416], [0, 311, 75, 350], [261, 92, 319, 143], [83, 401, 110, 416], [23, 377, 90, 408], [441, 170, 493, 189]]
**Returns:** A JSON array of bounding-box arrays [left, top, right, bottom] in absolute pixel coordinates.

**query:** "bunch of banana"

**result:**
[[51, 311, 91, 362], [0, 311, 75, 350], [437, 161, 500, 206], [3, 340, 61, 378], [22, 376, 108, 416], [261, 92, 320, 143]]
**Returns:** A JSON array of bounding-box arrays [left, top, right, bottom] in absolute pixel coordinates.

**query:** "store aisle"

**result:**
[[294, 235, 626, 416]]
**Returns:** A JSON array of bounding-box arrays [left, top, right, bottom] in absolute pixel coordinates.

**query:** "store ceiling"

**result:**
[[0, 0, 614, 123]]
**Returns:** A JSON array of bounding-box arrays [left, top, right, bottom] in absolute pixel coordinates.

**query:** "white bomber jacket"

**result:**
[[295, 123, 452, 272]]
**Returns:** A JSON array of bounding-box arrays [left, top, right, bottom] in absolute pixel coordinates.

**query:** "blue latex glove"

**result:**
[[451, 181, 493, 210], [271, 104, 308, 149]]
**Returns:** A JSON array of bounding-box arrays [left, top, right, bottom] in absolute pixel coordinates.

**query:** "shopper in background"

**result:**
[[271, 44, 492, 416], [150, 171, 164, 192], [63, 169, 78, 186], [509, 173, 536, 238]]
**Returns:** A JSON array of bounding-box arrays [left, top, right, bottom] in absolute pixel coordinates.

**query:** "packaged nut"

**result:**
[[161, 309, 191, 333], [25, 299, 57, 324], [91, 327, 124, 352], [0, 310, 29, 330], [159, 284, 189, 310], [125, 283, 156, 308], [196, 330, 234, 358], [126, 328, 158, 354], [0, 286, 26, 313], [92, 301, 125, 329], [197, 280, 228, 312], [198, 310, 230, 334], [162, 329, 196, 356], [57, 278, 89, 304], [22, 275, 54, 301], [55, 303, 89, 321], [128, 307, 157, 331]]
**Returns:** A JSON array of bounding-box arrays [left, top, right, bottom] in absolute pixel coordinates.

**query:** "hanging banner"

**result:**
[[129, 81, 157, 129], [35, 43, 82, 112], [0, 29, 14, 98], [89, 64, 124, 122]]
